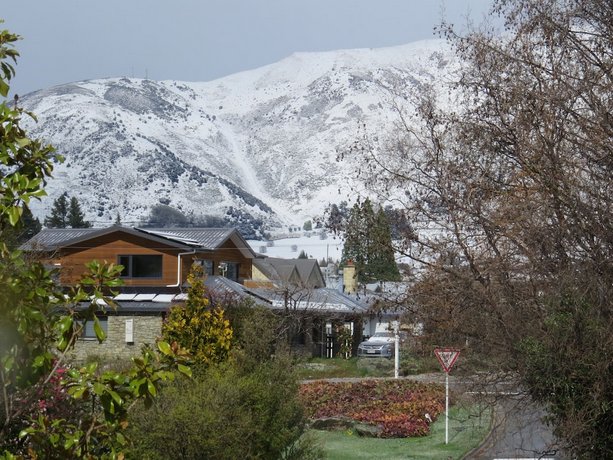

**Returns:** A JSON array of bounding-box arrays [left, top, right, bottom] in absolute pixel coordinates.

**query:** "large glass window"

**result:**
[[220, 262, 239, 281], [118, 255, 163, 278]]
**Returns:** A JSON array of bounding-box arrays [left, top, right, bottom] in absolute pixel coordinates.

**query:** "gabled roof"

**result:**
[[20, 226, 257, 258], [253, 257, 325, 288], [250, 286, 368, 315], [204, 276, 271, 307]]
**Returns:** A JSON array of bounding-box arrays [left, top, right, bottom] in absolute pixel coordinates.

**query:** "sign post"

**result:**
[[434, 348, 461, 444], [393, 321, 400, 379]]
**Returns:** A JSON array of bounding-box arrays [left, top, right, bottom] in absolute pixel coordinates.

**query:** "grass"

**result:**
[[295, 354, 441, 380], [310, 404, 492, 460], [295, 357, 386, 380]]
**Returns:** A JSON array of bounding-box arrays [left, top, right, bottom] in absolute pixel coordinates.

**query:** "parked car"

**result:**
[[357, 332, 397, 358]]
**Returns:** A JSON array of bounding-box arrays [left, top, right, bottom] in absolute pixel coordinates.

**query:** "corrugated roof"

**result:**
[[204, 276, 271, 307], [21, 226, 256, 258], [250, 287, 368, 314], [20, 228, 99, 251], [138, 228, 236, 249], [253, 257, 325, 288]]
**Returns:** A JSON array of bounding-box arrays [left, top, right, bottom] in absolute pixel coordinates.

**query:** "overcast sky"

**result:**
[[2, 0, 494, 96]]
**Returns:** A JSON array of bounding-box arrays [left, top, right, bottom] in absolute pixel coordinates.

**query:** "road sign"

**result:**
[[434, 348, 460, 373], [434, 347, 461, 444]]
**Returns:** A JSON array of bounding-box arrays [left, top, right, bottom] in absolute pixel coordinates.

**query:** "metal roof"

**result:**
[[137, 228, 236, 248], [204, 276, 271, 307], [21, 228, 100, 251], [250, 287, 369, 315], [21, 226, 256, 258]]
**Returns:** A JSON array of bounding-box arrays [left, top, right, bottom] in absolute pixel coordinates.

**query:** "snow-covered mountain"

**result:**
[[21, 39, 457, 237]]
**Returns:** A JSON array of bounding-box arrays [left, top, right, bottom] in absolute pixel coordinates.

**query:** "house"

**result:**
[[249, 257, 325, 289], [21, 225, 257, 361], [247, 256, 367, 357], [22, 225, 369, 360], [22, 226, 256, 285]]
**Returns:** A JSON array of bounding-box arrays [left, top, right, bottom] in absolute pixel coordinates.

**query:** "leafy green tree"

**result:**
[[162, 263, 233, 367], [128, 357, 320, 460], [67, 196, 92, 228], [44, 192, 68, 228], [131, 295, 319, 459], [0, 27, 190, 458]]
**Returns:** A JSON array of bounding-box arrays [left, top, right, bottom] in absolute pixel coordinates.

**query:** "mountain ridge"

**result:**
[[20, 39, 457, 236]]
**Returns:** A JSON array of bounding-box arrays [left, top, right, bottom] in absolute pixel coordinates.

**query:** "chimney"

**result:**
[[343, 260, 357, 294]]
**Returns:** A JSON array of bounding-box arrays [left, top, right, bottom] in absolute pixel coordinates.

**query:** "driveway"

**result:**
[[466, 393, 565, 460]]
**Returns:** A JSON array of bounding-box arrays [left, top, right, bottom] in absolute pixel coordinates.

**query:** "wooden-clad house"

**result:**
[[21, 225, 257, 361], [22, 225, 256, 286]]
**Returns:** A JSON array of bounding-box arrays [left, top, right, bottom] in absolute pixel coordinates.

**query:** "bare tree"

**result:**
[[351, 1, 612, 457]]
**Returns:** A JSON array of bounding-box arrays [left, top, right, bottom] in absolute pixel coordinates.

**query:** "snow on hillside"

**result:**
[[248, 233, 343, 262], [21, 39, 458, 235]]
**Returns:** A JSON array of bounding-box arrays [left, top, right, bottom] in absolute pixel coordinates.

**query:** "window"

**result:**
[[80, 317, 108, 340], [219, 262, 239, 281], [118, 255, 163, 278], [196, 259, 214, 276]]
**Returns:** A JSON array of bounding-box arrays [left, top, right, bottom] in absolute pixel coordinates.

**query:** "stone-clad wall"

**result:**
[[68, 314, 163, 362]]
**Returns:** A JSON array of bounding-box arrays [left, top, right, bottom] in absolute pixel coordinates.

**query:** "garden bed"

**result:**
[[300, 380, 445, 438]]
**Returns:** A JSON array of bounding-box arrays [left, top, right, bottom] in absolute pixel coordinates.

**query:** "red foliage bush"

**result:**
[[300, 380, 444, 438]]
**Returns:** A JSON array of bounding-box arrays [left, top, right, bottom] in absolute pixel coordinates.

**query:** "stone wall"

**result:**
[[68, 314, 163, 363]]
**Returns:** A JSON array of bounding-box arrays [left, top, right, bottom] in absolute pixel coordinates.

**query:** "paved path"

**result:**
[[465, 394, 564, 460]]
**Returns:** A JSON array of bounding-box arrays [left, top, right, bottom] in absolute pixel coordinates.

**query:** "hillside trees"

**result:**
[[340, 199, 400, 283], [3, 205, 41, 248], [354, 0, 613, 456], [0, 26, 189, 457], [44, 192, 91, 228]]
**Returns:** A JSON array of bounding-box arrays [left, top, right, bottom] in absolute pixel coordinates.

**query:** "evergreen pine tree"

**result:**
[[2, 206, 42, 249], [341, 202, 368, 282], [360, 199, 377, 282], [19, 206, 42, 243], [44, 193, 69, 228], [341, 200, 401, 283], [114, 212, 122, 225], [67, 196, 92, 228], [369, 208, 401, 281]]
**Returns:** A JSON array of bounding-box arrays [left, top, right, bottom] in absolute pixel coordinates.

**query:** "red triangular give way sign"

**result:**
[[434, 348, 461, 373]]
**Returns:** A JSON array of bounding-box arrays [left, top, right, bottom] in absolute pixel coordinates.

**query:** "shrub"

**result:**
[[162, 264, 232, 366], [128, 357, 319, 459]]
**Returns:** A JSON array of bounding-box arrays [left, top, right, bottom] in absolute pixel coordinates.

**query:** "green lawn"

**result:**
[[295, 355, 441, 380], [310, 404, 491, 460]]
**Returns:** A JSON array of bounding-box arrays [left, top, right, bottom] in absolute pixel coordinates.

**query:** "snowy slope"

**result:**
[[20, 39, 458, 235]]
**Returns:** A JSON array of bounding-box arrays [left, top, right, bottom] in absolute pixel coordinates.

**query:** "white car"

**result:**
[[357, 332, 397, 358]]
